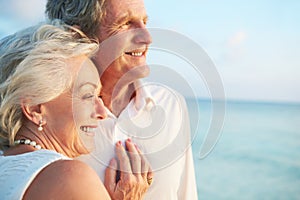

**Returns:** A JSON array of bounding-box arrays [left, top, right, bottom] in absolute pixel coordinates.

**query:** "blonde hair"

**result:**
[[0, 21, 98, 149]]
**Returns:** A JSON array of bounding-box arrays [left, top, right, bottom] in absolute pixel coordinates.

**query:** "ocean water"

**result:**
[[187, 100, 300, 200]]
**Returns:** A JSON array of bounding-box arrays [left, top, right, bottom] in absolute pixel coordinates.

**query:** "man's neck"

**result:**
[[101, 82, 136, 117]]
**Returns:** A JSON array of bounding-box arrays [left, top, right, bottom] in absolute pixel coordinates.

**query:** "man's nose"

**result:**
[[133, 23, 152, 45]]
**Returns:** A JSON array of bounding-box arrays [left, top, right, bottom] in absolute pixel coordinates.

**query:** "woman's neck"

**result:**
[[12, 124, 83, 158]]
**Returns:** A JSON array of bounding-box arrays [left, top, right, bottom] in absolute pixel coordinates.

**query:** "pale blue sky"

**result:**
[[0, 0, 299, 103]]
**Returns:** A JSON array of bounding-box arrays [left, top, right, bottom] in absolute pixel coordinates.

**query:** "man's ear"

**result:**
[[21, 103, 43, 125]]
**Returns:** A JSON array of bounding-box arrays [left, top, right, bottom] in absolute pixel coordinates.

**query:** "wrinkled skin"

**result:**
[[105, 139, 153, 200]]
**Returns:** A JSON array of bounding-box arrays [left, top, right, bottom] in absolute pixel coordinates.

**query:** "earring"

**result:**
[[38, 120, 43, 132]]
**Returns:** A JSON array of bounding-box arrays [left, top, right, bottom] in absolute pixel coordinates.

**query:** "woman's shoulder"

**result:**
[[24, 159, 110, 200]]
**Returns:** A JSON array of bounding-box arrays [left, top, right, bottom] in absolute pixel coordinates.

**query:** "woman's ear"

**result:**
[[21, 103, 43, 125]]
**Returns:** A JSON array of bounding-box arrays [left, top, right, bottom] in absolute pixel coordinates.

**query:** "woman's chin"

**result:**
[[78, 132, 96, 154]]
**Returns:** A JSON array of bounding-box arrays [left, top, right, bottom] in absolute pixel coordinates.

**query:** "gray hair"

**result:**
[[45, 0, 106, 39], [0, 21, 98, 149]]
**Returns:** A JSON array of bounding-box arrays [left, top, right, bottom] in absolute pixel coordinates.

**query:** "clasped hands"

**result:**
[[104, 138, 153, 200]]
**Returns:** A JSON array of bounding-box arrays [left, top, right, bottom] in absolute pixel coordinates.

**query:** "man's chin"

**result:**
[[133, 64, 150, 79], [121, 64, 150, 81]]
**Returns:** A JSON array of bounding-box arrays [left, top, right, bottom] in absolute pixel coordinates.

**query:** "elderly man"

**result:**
[[46, 0, 198, 199]]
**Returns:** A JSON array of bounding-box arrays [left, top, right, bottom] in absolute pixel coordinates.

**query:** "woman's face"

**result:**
[[43, 56, 106, 157]]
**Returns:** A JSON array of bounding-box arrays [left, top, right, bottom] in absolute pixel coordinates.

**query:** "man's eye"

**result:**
[[121, 21, 131, 27]]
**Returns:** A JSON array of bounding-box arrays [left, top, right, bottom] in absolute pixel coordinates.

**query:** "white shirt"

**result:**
[[78, 81, 198, 200], [0, 150, 69, 200]]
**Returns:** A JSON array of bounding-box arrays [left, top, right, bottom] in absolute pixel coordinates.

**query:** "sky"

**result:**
[[0, 0, 299, 103]]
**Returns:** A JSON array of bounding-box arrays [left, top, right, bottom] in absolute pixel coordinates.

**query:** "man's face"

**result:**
[[94, 0, 152, 83]]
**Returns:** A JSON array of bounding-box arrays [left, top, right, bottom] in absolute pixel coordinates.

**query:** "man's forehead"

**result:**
[[104, 0, 146, 17]]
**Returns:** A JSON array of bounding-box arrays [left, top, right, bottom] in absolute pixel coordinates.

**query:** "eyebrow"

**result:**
[[115, 14, 129, 25], [79, 82, 99, 90], [116, 13, 149, 24]]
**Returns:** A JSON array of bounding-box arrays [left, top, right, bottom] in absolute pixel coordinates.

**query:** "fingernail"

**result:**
[[116, 141, 122, 146], [127, 138, 131, 142]]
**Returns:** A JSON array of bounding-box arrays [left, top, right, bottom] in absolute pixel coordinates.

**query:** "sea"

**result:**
[[187, 100, 300, 200]]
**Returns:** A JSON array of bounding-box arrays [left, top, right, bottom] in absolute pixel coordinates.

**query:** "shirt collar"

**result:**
[[133, 80, 156, 111], [103, 80, 156, 119]]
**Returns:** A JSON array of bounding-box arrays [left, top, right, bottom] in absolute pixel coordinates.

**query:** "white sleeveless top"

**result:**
[[0, 149, 70, 200]]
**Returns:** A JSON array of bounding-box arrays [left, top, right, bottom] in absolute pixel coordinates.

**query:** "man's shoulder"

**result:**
[[143, 82, 181, 94], [141, 82, 186, 104]]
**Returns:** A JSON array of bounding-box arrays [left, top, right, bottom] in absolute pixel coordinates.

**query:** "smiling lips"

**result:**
[[80, 126, 97, 136], [128, 52, 143, 57], [125, 48, 147, 57]]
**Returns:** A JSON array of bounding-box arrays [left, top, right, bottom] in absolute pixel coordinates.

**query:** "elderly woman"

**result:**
[[0, 22, 150, 200]]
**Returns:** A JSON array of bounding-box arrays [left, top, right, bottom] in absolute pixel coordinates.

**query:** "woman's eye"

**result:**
[[83, 94, 94, 99]]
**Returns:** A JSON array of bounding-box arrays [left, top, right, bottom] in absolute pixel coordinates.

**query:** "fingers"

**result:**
[[116, 139, 154, 187], [115, 141, 132, 180], [105, 141, 152, 200], [135, 144, 150, 179], [104, 158, 117, 194], [125, 138, 141, 175], [126, 139, 153, 186]]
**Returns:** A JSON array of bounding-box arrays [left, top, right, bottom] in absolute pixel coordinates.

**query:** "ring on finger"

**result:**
[[147, 177, 153, 186]]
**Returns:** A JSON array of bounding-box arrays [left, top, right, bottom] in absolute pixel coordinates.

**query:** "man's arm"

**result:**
[[177, 96, 198, 199]]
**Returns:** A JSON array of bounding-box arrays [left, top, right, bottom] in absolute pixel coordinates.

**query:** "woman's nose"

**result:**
[[94, 97, 107, 120]]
